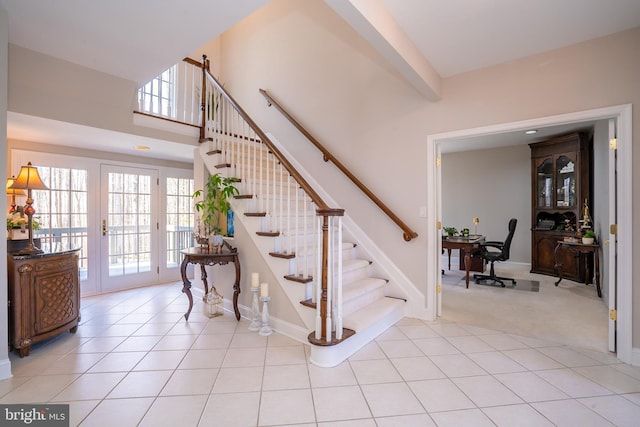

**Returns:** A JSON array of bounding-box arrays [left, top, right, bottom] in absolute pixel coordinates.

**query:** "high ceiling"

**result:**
[[2, 0, 639, 161]]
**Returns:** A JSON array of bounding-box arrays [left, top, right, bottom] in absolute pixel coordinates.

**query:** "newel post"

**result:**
[[199, 54, 208, 142]]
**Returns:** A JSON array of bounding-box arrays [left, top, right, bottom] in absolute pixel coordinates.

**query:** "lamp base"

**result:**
[[12, 240, 43, 256]]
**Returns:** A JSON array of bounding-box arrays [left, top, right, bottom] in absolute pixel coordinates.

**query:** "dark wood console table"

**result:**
[[179, 242, 241, 321], [553, 240, 601, 297], [442, 236, 485, 288], [7, 248, 81, 357]]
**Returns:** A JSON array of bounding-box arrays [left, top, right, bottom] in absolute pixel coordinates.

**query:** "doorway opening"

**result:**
[[426, 104, 633, 364]]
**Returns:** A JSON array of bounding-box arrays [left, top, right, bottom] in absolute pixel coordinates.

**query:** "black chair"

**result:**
[[473, 218, 517, 287]]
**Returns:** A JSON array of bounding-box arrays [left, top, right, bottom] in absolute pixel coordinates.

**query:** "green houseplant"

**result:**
[[443, 226, 458, 237], [582, 229, 596, 244], [192, 173, 239, 238]]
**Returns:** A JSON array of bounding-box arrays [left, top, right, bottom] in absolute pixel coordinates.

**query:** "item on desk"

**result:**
[[473, 217, 479, 235], [582, 230, 595, 244], [260, 282, 269, 298], [461, 228, 470, 237], [443, 226, 457, 237]]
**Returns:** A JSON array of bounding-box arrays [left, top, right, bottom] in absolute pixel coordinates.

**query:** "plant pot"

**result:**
[[582, 237, 594, 245], [8, 228, 28, 240]]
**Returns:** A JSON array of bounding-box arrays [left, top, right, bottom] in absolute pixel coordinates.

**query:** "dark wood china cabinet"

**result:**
[[529, 132, 593, 282]]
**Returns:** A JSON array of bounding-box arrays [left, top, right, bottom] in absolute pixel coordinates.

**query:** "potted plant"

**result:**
[[192, 173, 239, 246], [582, 230, 596, 244], [443, 226, 458, 237]]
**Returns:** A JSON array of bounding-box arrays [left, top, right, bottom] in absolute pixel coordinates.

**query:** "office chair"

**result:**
[[473, 218, 517, 287]]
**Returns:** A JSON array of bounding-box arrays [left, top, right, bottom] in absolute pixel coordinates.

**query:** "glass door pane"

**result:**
[[536, 158, 553, 208], [556, 155, 576, 208], [101, 165, 158, 292]]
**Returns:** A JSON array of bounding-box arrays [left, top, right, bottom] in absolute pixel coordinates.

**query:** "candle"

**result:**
[[251, 273, 259, 288], [260, 282, 269, 298]]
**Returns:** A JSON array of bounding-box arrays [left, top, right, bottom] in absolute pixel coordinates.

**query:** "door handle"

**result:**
[[102, 219, 108, 236]]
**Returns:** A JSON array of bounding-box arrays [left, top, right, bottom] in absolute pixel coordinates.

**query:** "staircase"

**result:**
[[199, 139, 406, 366]]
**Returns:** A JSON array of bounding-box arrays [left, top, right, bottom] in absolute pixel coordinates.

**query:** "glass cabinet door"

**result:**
[[555, 155, 576, 208], [537, 158, 553, 208]]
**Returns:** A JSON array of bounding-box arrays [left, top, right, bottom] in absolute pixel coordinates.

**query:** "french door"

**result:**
[[100, 165, 159, 292]]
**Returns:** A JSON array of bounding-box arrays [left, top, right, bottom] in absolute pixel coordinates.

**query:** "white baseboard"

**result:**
[[0, 358, 12, 380]]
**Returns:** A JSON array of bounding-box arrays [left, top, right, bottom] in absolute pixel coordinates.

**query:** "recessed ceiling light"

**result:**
[[525, 129, 538, 135], [135, 145, 151, 151]]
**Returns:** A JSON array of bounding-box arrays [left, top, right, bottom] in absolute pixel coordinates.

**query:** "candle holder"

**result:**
[[258, 296, 273, 336], [248, 287, 261, 331]]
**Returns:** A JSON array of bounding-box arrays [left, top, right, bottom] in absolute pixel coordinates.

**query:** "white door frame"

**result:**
[[426, 104, 633, 364]]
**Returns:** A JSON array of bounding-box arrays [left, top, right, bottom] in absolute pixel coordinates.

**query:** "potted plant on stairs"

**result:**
[[192, 173, 239, 252]]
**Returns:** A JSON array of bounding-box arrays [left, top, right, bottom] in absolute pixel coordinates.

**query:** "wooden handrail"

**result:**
[[193, 56, 332, 214], [259, 89, 418, 242]]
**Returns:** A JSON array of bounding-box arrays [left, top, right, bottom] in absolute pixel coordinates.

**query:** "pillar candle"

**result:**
[[251, 272, 259, 288], [260, 282, 269, 298]]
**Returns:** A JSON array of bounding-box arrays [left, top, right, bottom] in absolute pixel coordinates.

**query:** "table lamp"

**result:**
[[7, 176, 27, 213], [9, 162, 49, 255]]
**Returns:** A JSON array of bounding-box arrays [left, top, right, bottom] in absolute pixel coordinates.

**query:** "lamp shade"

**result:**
[[6, 176, 26, 196], [9, 162, 49, 191]]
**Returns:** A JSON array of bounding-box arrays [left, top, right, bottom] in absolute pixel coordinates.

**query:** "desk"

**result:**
[[180, 242, 241, 321], [442, 236, 485, 288], [553, 241, 601, 297]]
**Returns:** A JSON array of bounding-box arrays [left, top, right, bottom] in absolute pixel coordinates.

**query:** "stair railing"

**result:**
[[258, 89, 418, 242], [191, 55, 349, 344]]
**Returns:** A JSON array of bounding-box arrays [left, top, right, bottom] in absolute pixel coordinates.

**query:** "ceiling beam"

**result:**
[[325, 0, 441, 101]]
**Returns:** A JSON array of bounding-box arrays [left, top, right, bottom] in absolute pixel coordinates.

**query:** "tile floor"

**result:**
[[2, 281, 640, 426]]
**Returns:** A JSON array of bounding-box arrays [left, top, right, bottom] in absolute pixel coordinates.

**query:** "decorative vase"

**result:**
[[582, 237, 594, 245], [8, 228, 28, 240]]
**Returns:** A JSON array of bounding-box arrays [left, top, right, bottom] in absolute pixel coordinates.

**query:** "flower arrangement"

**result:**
[[6, 211, 40, 231]]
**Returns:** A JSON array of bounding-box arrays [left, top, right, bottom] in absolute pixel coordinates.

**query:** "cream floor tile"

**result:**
[[494, 371, 569, 402], [308, 361, 357, 388], [87, 351, 146, 373], [429, 354, 487, 377], [375, 325, 409, 341], [578, 395, 640, 427], [535, 368, 614, 398], [229, 331, 269, 348], [452, 375, 523, 407], [68, 399, 101, 427], [113, 335, 162, 352], [160, 368, 218, 396], [178, 348, 226, 369], [0, 374, 79, 403], [131, 322, 175, 336], [481, 404, 555, 427], [360, 382, 425, 417], [40, 352, 106, 375], [348, 341, 386, 361], [138, 394, 208, 427], [166, 321, 208, 336], [200, 319, 241, 335], [537, 346, 603, 367], [349, 359, 403, 384], [107, 370, 173, 398], [466, 351, 527, 374], [199, 392, 260, 427], [613, 363, 640, 380], [412, 337, 460, 356], [429, 408, 496, 427], [0, 376, 30, 398], [116, 312, 157, 323], [312, 386, 372, 422], [262, 364, 310, 390], [259, 389, 316, 425], [532, 399, 614, 427], [318, 419, 377, 427], [221, 347, 266, 368], [446, 335, 495, 353], [51, 372, 126, 401], [428, 323, 471, 337], [266, 332, 303, 347], [574, 365, 640, 393], [374, 413, 436, 427], [477, 333, 530, 350], [396, 324, 441, 339], [133, 350, 187, 371], [99, 323, 144, 337], [502, 348, 565, 371], [621, 392, 640, 406], [74, 337, 127, 353], [408, 379, 476, 413], [376, 339, 423, 358], [265, 345, 307, 365], [152, 334, 198, 350], [389, 356, 445, 381], [190, 333, 233, 349], [78, 397, 154, 427], [212, 366, 263, 393]]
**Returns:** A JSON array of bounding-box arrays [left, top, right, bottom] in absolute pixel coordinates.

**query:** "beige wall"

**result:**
[[217, 0, 639, 342], [441, 144, 531, 264], [1, 4, 11, 379]]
